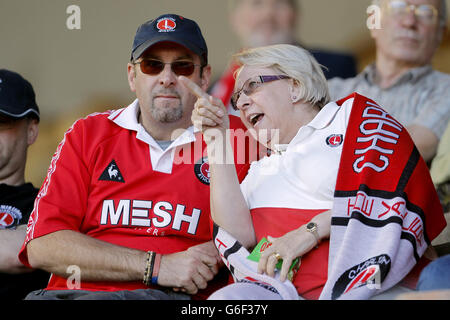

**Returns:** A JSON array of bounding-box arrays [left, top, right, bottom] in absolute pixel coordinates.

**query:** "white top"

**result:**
[[240, 98, 354, 210]]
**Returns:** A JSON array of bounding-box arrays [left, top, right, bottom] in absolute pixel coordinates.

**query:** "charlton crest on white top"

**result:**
[[326, 134, 343, 147]]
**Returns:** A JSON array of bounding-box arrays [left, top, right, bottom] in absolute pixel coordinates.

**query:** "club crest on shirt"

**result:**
[[0, 205, 23, 229], [326, 134, 343, 147], [194, 157, 210, 185]]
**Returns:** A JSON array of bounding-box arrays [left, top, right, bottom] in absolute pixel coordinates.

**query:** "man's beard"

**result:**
[[150, 101, 183, 123], [150, 92, 183, 123]]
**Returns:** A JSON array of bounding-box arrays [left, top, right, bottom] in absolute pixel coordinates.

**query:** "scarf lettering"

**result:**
[[353, 102, 403, 173]]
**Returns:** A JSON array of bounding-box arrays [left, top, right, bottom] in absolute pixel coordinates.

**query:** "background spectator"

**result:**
[[210, 0, 357, 114], [0, 69, 49, 300], [328, 0, 450, 163]]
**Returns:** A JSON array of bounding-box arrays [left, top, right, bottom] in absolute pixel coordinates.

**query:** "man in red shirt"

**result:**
[[19, 14, 251, 300]]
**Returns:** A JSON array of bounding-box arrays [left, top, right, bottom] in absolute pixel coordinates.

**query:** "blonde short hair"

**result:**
[[233, 44, 330, 109]]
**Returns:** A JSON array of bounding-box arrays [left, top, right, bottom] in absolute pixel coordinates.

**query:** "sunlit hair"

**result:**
[[233, 44, 330, 109]]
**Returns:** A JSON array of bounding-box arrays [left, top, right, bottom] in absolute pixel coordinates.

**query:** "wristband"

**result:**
[[143, 251, 155, 286], [151, 253, 162, 285]]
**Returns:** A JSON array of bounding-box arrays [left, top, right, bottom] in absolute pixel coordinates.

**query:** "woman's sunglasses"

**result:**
[[231, 75, 290, 110]]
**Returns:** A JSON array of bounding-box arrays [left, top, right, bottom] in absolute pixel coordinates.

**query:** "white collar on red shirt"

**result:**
[[108, 99, 201, 174], [109, 99, 200, 150]]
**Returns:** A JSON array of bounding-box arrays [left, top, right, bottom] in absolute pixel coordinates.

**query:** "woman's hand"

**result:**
[[178, 76, 229, 146], [257, 227, 315, 282], [257, 210, 331, 282]]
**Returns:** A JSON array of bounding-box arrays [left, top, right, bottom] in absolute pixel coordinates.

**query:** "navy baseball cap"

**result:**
[[0, 69, 40, 121], [131, 14, 208, 65]]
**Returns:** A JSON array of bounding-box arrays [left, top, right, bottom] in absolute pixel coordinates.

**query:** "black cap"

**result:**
[[0, 69, 40, 121], [131, 14, 208, 65]]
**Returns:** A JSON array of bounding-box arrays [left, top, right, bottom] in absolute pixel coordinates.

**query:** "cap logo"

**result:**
[[156, 17, 176, 32]]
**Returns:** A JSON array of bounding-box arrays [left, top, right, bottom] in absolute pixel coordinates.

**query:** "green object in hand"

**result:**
[[247, 237, 300, 281]]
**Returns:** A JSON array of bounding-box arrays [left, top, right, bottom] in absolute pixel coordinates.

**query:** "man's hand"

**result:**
[[157, 241, 221, 295]]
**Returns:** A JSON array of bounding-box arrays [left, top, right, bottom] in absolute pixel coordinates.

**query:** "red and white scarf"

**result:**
[[320, 93, 445, 299], [213, 93, 446, 299]]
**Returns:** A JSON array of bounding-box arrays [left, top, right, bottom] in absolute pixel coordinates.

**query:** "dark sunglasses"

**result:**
[[133, 59, 201, 77], [231, 75, 291, 110]]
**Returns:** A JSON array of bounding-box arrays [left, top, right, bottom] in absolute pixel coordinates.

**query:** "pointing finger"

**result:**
[[178, 75, 209, 100]]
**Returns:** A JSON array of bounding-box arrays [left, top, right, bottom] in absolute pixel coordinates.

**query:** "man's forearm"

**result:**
[[26, 230, 146, 282], [407, 124, 439, 162], [0, 225, 31, 273]]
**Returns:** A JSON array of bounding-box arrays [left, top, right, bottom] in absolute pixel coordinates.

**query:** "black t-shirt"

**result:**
[[0, 183, 38, 227], [0, 183, 49, 300]]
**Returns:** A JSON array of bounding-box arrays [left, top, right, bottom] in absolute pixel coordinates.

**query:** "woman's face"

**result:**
[[234, 65, 299, 148]]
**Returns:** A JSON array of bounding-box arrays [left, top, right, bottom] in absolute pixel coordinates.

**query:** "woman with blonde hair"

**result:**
[[180, 44, 445, 300]]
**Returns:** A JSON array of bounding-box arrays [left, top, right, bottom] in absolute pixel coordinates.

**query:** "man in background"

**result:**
[[0, 69, 49, 299], [328, 0, 450, 163], [210, 0, 357, 114]]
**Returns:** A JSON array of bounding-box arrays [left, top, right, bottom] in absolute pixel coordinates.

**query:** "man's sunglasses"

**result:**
[[133, 59, 201, 76]]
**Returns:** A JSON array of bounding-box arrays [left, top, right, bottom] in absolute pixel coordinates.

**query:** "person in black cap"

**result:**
[[19, 14, 254, 300], [0, 69, 49, 299]]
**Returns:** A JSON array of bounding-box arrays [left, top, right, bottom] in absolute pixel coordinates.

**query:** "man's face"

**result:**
[[371, 0, 444, 66], [127, 42, 211, 132], [0, 116, 38, 183], [230, 0, 297, 48]]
